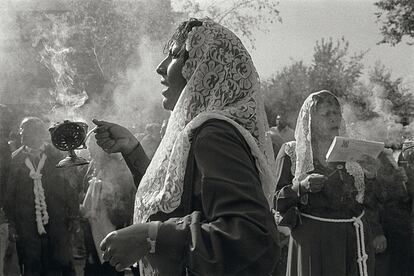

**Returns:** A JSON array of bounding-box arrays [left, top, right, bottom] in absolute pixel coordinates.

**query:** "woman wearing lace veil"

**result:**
[[274, 90, 408, 276], [93, 19, 280, 275]]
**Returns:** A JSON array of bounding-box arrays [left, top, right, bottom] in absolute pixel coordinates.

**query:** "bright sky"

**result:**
[[250, 0, 414, 81]]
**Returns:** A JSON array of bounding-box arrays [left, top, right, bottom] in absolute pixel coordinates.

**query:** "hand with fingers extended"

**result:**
[[299, 173, 327, 193], [100, 223, 151, 272], [92, 119, 139, 155]]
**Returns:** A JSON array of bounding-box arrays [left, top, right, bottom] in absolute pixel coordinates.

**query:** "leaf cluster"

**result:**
[[375, 0, 414, 45]]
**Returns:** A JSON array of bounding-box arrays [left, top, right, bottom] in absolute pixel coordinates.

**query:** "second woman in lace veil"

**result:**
[[274, 90, 400, 276]]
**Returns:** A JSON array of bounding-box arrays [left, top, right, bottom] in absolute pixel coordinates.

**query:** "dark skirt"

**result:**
[[286, 215, 375, 276]]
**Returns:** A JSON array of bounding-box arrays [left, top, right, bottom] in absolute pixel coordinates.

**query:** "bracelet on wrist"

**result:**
[[147, 221, 161, 254]]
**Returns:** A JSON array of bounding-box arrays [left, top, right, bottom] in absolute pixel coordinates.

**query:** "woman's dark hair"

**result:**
[[164, 18, 203, 59]]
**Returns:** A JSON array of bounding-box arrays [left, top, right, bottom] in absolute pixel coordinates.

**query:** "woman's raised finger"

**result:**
[[92, 119, 113, 127]]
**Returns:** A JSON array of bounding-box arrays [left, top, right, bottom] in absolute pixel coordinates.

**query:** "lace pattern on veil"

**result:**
[[291, 91, 365, 203], [133, 20, 276, 224]]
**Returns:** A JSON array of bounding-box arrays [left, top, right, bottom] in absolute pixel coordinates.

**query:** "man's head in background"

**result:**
[[19, 117, 48, 149]]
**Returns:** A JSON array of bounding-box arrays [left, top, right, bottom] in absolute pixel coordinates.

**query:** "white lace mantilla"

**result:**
[[290, 91, 365, 203], [133, 19, 276, 224]]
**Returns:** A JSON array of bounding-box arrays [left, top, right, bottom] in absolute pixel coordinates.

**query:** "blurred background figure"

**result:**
[[385, 123, 405, 161], [139, 123, 161, 159], [7, 131, 20, 154], [372, 146, 413, 276], [374, 138, 414, 276], [0, 104, 19, 276], [373, 120, 414, 276], [0, 104, 13, 206], [80, 138, 136, 276], [268, 114, 295, 158], [0, 210, 7, 276], [4, 117, 79, 276]]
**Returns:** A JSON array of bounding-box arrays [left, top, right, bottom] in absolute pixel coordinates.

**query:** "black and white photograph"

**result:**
[[0, 0, 413, 275]]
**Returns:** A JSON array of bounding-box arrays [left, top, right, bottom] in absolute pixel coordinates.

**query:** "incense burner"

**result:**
[[49, 120, 90, 168]]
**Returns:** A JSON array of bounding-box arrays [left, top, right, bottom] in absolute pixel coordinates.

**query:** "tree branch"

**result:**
[[216, 0, 250, 23]]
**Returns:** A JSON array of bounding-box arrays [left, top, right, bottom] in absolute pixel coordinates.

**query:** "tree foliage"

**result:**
[[175, 0, 281, 48], [264, 37, 368, 126], [369, 62, 414, 120], [309, 37, 366, 99], [262, 61, 310, 126], [375, 0, 414, 45]]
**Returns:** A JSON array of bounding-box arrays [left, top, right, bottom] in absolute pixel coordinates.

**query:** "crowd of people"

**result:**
[[0, 18, 413, 276]]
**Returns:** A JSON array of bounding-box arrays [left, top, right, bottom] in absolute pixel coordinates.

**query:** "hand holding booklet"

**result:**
[[326, 136, 384, 163]]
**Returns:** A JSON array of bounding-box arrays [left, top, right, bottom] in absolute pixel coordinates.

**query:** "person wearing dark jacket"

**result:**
[[0, 104, 12, 208], [5, 117, 78, 276]]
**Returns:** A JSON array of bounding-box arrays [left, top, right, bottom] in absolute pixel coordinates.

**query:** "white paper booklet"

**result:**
[[326, 136, 384, 162]]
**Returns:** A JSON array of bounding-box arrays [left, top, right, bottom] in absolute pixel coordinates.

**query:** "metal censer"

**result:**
[[49, 120, 93, 168]]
